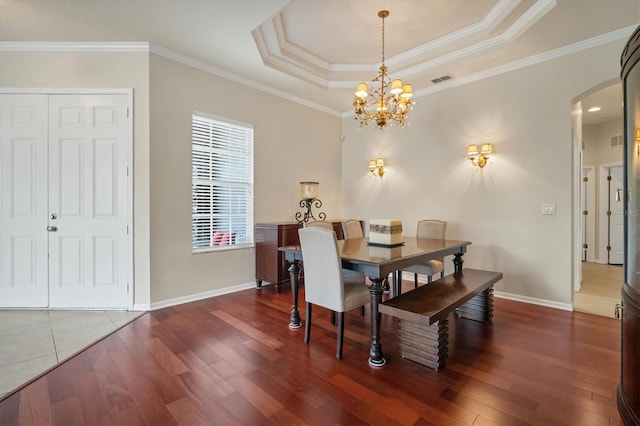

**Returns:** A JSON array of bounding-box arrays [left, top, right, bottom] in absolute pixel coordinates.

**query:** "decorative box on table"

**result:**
[[369, 219, 403, 247]]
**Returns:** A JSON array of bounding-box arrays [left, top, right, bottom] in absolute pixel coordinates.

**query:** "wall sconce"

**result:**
[[369, 158, 385, 177], [295, 181, 326, 223], [467, 143, 493, 168]]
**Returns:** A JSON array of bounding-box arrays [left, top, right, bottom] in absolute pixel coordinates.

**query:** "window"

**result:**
[[192, 113, 254, 251]]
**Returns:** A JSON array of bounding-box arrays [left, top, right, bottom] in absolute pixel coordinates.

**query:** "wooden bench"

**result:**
[[379, 268, 503, 370]]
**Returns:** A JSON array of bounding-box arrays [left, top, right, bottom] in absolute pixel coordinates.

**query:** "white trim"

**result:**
[[133, 304, 151, 311], [0, 41, 149, 52], [0, 87, 133, 95], [150, 281, 257, 311], [494, 291, 573, 311], [581, 165, 596, 263]]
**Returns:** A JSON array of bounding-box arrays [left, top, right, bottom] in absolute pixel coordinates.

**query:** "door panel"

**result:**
[[610, 165, 624, 265], [48, 94, 129, 308], [0, 94, 48, 307]]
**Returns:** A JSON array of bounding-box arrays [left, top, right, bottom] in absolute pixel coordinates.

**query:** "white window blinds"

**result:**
[[192, 113, 254, 251]]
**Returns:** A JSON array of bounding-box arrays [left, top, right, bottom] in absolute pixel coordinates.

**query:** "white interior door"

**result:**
[[0, 94, 49, 307], [48, 94, 129, 308], [609, 165, 624, 265]]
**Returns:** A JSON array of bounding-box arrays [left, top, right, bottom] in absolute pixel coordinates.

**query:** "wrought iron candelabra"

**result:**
[[295, 198, 326, 224]]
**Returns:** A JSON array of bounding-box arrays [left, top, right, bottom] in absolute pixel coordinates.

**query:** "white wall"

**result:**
[[0, 51, 152, 308], [148, 54, 343, 304], [341, 39, 626, 307]]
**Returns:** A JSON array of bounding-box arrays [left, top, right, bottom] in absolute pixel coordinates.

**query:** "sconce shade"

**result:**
[[369, 158, 385, 177], [467, 143, 493, 169], [300, 181, 319, 200]]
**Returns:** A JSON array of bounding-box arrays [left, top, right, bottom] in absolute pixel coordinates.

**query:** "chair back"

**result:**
[[298, 227, 346, 311], [342, 219, 364, 239], [416, 220, 447, 240], [304, 220, 333, 231]]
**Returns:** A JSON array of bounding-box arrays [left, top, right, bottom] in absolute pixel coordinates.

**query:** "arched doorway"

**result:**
[[572, 81, 624, 318]]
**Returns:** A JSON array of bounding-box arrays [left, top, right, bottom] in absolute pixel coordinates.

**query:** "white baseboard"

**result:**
[[494, 291, 573, 312], [132, 303, 151, 311], [149, 281, 257, 311]]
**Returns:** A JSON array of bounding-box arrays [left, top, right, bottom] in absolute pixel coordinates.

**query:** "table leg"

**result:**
[[368, 277, 386, 367], [288, 260, 302, 329], [453, 252, 464, 273]]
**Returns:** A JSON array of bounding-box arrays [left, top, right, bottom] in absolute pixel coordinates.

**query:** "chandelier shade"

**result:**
[[353, 10, 414, 129]]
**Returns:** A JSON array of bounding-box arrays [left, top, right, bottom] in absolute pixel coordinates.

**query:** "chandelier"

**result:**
[[353, 10, 414, 129]]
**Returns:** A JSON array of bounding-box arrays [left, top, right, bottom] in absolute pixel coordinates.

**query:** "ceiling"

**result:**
[[0, 0, 637, 120]]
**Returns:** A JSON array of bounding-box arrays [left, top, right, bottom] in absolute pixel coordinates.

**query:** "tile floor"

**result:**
[[574, 262, 623, 318], [0, 309, 144, 398]]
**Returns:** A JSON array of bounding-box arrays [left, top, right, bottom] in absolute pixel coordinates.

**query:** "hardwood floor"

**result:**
[[0, 283, 623, 425]]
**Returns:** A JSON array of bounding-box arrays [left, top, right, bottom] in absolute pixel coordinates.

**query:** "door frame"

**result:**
[[582, 165, 596, 263], [1, 88, 135, 310]]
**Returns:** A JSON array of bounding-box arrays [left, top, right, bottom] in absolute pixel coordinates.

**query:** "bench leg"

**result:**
[[397, 319, 449, 370], [456, 287, 494, 323]]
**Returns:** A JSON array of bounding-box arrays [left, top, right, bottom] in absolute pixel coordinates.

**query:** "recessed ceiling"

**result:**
[[0, 0, 637, 115]]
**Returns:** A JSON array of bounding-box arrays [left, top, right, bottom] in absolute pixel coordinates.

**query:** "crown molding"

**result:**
[[0, 40, 342, 117], [0, 41, 149, 52], [1, 22, 634, 121]]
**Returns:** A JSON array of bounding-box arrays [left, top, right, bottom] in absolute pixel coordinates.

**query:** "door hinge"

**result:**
[[127, 107, 129, 118], [583, 177, 588, 182], [606, 245, 612, 251], [582, 243, 588, 249], [607, 175, 612, 181], [126, 166, 129, 177], [126, 225, 129, 235], [127, 283, 130, 293], [583, 210, 588, 215], [606, 210, 611, 216]]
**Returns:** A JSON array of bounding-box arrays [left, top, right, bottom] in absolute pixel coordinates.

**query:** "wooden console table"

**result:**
[[255, 220, 358, 293]]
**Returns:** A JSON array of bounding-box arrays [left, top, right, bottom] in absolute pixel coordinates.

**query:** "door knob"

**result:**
[[47, 226, 58, 232]]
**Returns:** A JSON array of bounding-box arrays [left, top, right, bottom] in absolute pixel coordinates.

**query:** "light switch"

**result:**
[[542, 203, 556, 215]]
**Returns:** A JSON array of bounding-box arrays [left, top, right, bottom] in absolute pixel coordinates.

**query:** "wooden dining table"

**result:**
[[279, 236, 472, 367]]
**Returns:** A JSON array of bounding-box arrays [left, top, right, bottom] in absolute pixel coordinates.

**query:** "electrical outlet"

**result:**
[[542, 203, 556, 215]]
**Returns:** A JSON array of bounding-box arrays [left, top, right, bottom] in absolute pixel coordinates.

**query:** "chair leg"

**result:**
[[330, 311, 336, 325], [336, 311, 345, 359], [414, 273, 418, 288], [304, 303, 312, 344]]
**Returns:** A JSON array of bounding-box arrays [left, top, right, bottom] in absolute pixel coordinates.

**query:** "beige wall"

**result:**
[[148, 54, 343, 304], [0, 51, 152, 308], [0, 36, 627, 309], [341, 39, 626, 306]]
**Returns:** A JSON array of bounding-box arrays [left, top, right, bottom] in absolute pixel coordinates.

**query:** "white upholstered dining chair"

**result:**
[[303, 220, 333, 230], [342, 219, 364, 239], [402, 220, 447, 290], [298, 226, 371, 359]]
